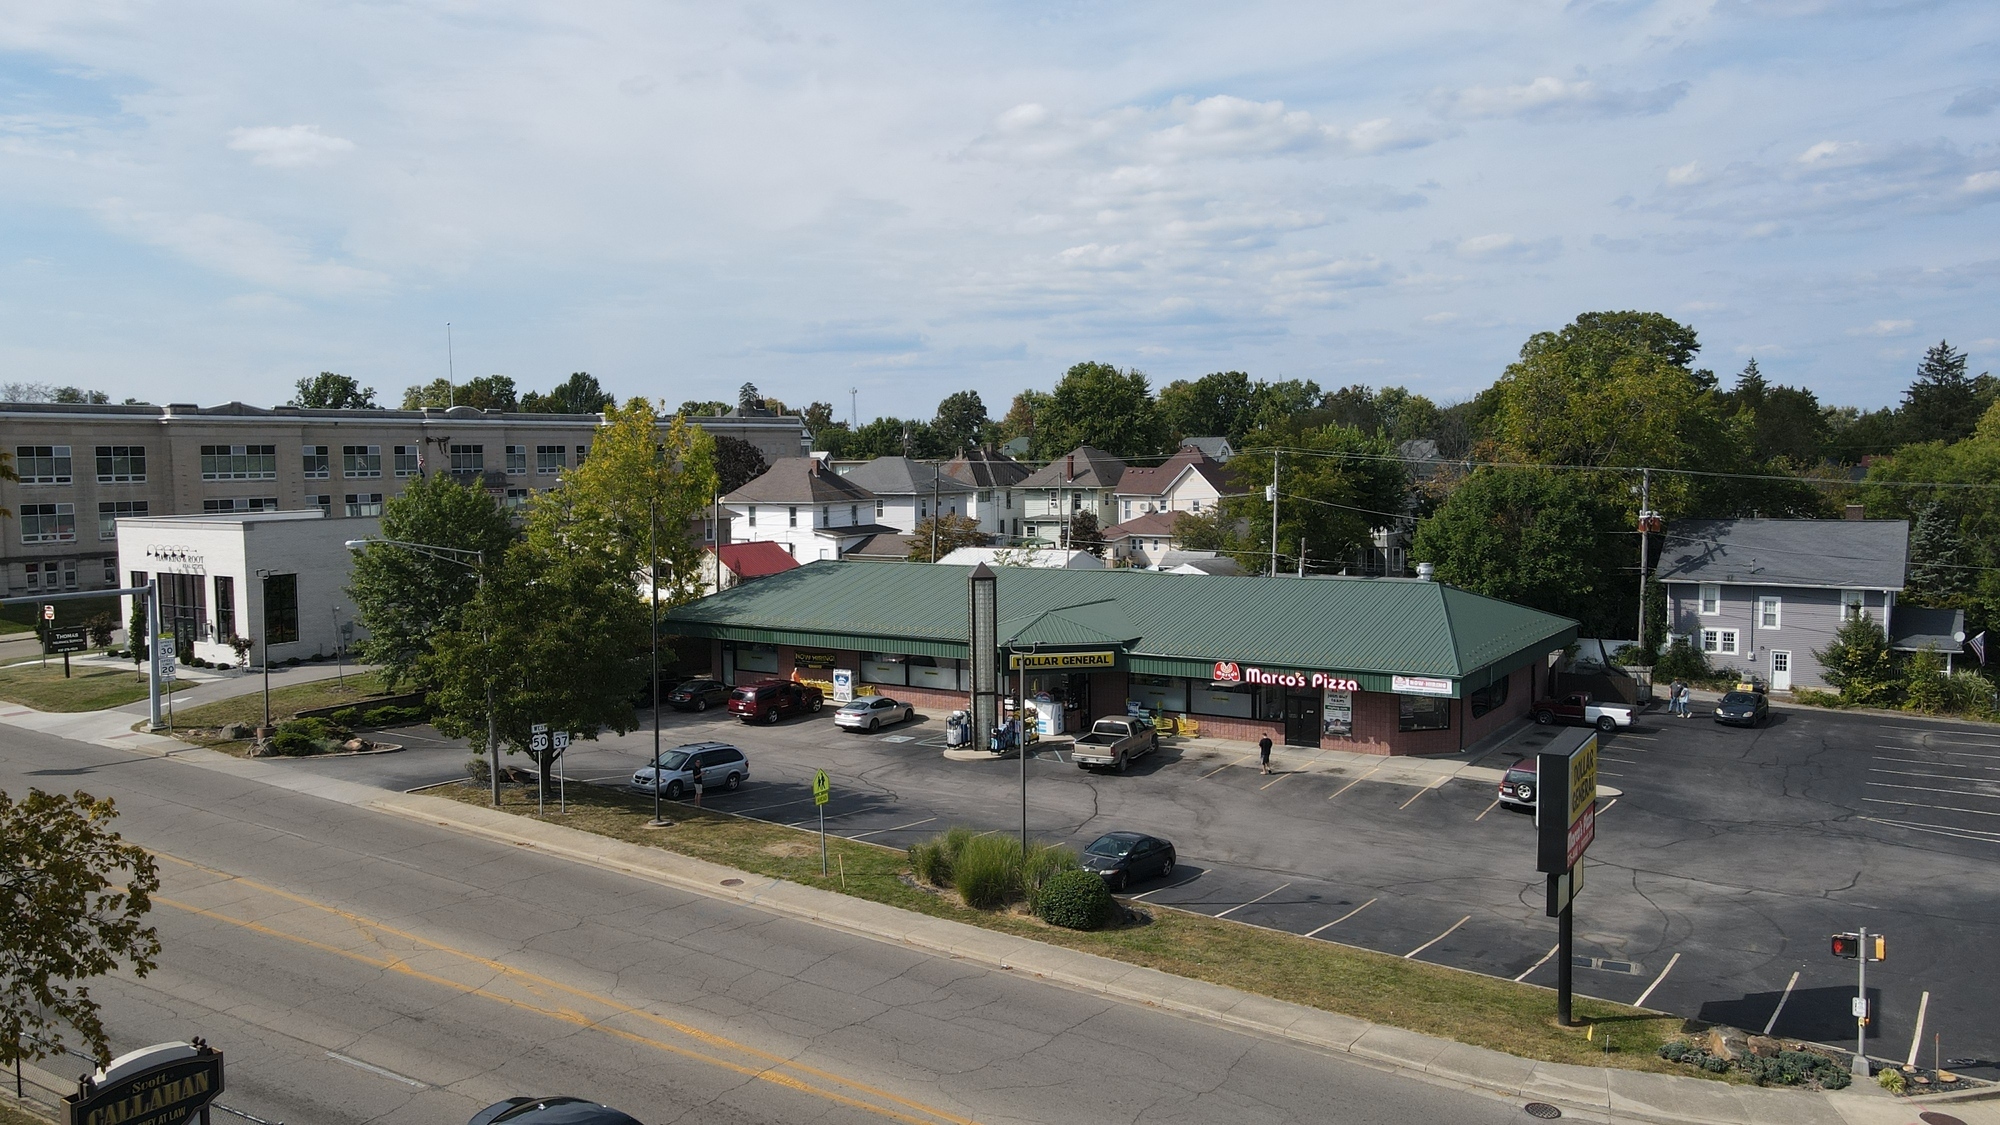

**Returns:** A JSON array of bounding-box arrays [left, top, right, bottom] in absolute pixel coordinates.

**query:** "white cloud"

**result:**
[[1444, 233, 1560, 263], [1851, 319, 1914, 337], [1665, 160, 1705, 187], [976, 94, 1439, 166], [96, 200, 387, 296], [226, 124, 355, 168], [1430, 76, 1688, 119], [1797, 140, 1863, 167], [1962, 171, 2000, 196]]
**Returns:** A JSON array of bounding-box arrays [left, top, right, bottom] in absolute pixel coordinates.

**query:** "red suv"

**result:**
[[727, 680, 824, 724]]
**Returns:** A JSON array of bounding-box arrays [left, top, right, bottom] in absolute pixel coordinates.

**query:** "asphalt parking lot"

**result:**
[[295, 697, 2000, 1074]]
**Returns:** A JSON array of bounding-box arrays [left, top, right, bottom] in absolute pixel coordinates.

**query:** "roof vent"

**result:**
[[1417, 561, 1436, 581], [1845, 503, 1865, 521]]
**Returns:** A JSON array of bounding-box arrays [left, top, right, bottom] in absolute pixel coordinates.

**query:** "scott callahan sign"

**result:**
[[1211, 662, 1360, 692], [64, 1043, 223, 1125]]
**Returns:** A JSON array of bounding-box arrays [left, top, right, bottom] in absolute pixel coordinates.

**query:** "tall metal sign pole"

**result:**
[[650, 495, 668, 828], [813, 770, 831, 875], [1537, 727, 1599, 1026]]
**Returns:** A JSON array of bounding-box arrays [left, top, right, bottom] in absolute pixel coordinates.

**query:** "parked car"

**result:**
[[665, 678, 729, 712], [1072, 716, 1159, 772], [630, 742, 748, 799], [470, 1098, 641, 1125], [835, 695, 913, 732], [1079, 831, 1176, 891], [1497, 757, 1537, 811], [1713, 690, 1770, 727], [727, 679, 823, 724], [1533, 691, 1636, 732]]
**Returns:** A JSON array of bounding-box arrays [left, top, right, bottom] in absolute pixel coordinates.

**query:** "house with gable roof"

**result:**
[[719, 455, 902, 562], [1017, 446, 1126, 546]]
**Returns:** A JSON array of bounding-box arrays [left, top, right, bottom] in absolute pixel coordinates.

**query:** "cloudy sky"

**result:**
[[3, 1, 1996, 416]]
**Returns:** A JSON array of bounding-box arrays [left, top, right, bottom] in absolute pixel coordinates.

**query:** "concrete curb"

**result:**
[[365, 788, 1945, 1125]]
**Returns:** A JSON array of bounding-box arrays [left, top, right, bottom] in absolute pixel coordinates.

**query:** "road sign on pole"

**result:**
[[42, 603, 54, 620], [814, 770, 831, 876]]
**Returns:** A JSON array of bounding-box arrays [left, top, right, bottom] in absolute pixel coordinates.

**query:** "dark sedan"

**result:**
[[1713, 690, 1769, 727], [470, 1097, 643, 1125], [1080, 831, 1176, 891], [666, 678, 730, 712]]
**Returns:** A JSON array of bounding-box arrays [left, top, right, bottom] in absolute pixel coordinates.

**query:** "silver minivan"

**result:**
[[630, 742, 748, 799]]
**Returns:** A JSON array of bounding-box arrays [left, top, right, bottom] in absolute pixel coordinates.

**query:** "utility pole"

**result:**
[[1636, 468, 1652, 651], [1298, 537, 1305, 578], [1267, 453, 1280, 577], [931, 470, 941, 562]]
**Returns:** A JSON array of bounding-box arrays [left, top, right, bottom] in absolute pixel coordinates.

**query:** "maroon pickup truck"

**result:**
[[727, 679, 824, 724], [1533, 691, 1636, 731]]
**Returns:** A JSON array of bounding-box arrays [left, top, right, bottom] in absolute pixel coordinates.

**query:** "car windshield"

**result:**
[[652, 751, 691, 771], [676, 681, 708, 691], [1720, 692, 1758, 706], [1085, 836, 1135, 857]]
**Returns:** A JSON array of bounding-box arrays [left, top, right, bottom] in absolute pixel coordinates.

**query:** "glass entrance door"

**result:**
[[1284, 691, 1321, 747]]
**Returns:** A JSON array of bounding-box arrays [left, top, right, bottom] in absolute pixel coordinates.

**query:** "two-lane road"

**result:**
[[0, 723, 1525, 1125]]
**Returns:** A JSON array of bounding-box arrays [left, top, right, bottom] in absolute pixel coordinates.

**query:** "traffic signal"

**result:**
[[1871, 934, 1887, 962], [1831, 932, 1860, 959]]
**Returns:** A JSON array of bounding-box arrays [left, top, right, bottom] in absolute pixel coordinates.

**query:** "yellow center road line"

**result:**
[[150, 853, 977, 1125], [1304, 898, 1375, 938], [1328, 762, 1387, 800]]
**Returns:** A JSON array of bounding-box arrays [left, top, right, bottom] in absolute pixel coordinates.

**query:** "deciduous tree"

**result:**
[[401, 375, 518, 411], [714, 436, 769, 495], [520, 372, 613, 414], [908, 513, 993, 561], [1031, 362, 1165, 460], [291, 372, 377, 409], [1224, 422, 1408, 575], [347, 475, 517, 691], [0, 789, 161, 1068], [1412, 468, 1630, 635], [931, 390, 990, 455]]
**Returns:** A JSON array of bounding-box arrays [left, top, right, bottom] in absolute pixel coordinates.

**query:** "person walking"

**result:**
[[691, 759, 705, 807], [1674, 680, 1691, 718], [1258, 734, 1274, 775], [1665, 679, 1681, 718]]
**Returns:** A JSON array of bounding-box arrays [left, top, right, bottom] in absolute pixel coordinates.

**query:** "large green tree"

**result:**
[[713, 435, 769, 495], [521, 372, 614, 414], [402, 375, 518, 411], [1031, 362, 1165, 460], [423, 545, 651, 765], [997, 390, 1050, 444], [1412, 468, 1630, 635], [931, 390, 990, 455], [291, 372, 377, 409], [1900, 340, 1994, 446], [347, 475, 517, 691], [1157, 371, 1255, 445], [1, 789, 161, 1069], [1224, 421, 1408, 575]]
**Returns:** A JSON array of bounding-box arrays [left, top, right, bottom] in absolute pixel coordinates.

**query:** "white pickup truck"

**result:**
[[1072, 716, 1159, 772], [1533, 691, 1636, 732]]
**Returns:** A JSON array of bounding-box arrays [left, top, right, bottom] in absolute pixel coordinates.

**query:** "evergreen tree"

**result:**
[[1901, 340, 1984, 445], [1906, 502, 1970, 604], [1815, 612, 1900, 707]]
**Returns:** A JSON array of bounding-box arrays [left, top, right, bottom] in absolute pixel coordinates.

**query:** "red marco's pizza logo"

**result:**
[[1213, 661, 1241, 683]]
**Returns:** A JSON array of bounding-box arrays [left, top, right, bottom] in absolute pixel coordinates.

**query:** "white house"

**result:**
[[1017, 446, 1126, 545], [937, 546, 1107, 570], [943, 448, 1034, 544], [1111, 449, 1234, 524], [720, 456, 902, 561], [839, 457, 988, 535], [115, 508, 375, 667]]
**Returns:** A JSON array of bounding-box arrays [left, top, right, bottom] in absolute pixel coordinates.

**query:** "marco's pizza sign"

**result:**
[[1210, 661, 1360, 693]]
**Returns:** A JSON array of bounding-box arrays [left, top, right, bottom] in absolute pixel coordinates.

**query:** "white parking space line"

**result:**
[[1598, 797, 1619, 815], [1633, 952, 1681, 1007], [1862, 816, 2000, 844], [1599, 772, 1624, 778], [1908, 991, 1932, 1066], [1215, 882, 1292, 919], [1474, 798, 1501, 821], [1305, 897, 1377, 937], [1615, 734, 1657, 742], [1328, 762, 1388, 800], [1397, 785, 1433, 810], [1886, 726, 2000, 741], [1867, 781, 2000, 800], [1600, 757, 1639, 765], [845, 815, 937, 840], [1863, 797, 2000, 817], [1762, 971, 1800, 1035], [1404, 916, 1471, 959], [1875, 756, 2000, 770], [1871, 767, 2000, 785], [1878, 744, 2000, 760], [735, 797, 813, 815], [1131, 874, 1202, 901], [1513, 944, 1559, 981]]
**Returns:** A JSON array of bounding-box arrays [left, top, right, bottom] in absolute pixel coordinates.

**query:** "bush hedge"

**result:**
[[1036, 868, 1113, 930], [1021, 843, 1083, 912]]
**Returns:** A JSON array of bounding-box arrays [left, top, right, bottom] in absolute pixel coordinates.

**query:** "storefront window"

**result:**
[[1399, 694, 1451, 732], [1128, 673, 1186, 713], [1469, 676, 1509, 718], [735, 644, 779, 674], [1189, 683, 1255, 718], [861, 652, 906, 685], [1258, 685, 1286, 721], [908, 655, 963, 691]]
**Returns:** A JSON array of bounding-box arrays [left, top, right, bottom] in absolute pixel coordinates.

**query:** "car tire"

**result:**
[[696, 699, 707, 712], [724, 772, 741, 791], [1114, 754, 1127, 773], [1159, 856, 1174, 880], [666, 780, 684, 800], [1596, 716, 1617, 732], [765, 709, 779, 725], [1534, 710, 1554, 725], [1112, 872, 1128, 892], [867, 718, 877, 733], [810, 698, 823, 713]]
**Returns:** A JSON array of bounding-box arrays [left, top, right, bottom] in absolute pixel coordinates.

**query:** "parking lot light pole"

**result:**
[[346, 538, 495, 805], [649, 495, 668, 828], [254, 568, 273, 732]]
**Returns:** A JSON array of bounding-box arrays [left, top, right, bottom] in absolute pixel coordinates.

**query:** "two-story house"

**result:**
[[1658, 515, 1910, 691], [943, 448, 1033, 543], [840, 457, 981, 535], [719, 456, 901, 562], [1110, 448, 1233, 524], [1017, 446, 1126, 545]]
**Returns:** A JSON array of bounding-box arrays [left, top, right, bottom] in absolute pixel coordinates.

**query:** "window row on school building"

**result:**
[[664, 561, 1580, 756]]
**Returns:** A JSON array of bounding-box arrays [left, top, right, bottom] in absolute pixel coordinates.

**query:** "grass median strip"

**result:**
[[148, 670, 394, 753], [0, 662, 194, 712], [437, 780, 1694, 1076]]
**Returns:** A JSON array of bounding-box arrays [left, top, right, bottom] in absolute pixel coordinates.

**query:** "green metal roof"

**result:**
[[665, 562, 1577, 691]]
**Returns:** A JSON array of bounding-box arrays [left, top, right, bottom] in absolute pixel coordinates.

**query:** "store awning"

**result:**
[[998, 599, 1140, 651]]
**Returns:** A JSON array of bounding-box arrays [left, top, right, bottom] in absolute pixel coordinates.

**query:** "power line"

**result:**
[[1237, 444, 2000, 492]]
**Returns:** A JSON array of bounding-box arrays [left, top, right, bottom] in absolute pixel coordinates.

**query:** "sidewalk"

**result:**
[[0, 706, 1989, 1123], [0, 661, 377, 752]]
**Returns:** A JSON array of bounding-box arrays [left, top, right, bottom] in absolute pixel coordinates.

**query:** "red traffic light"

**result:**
[[1831, 932, 1860, 959]]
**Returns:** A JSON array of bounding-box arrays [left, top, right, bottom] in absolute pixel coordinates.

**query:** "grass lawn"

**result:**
[[0, 595, 120, 636], [0, 1099, 53, 1125], [0, 661, 194, 712], [163, 670, 399, 753], [439, 781, 1696, 1076]]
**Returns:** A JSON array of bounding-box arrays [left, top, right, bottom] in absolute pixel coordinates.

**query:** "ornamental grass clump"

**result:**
[[952, 833, 1022, 909]]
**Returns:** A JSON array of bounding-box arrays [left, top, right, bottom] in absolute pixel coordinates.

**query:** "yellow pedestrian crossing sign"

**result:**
[[813, 770, 831, 806]]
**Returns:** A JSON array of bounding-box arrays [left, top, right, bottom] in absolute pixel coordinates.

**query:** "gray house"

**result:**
[[1658, 517, 1911, 691]]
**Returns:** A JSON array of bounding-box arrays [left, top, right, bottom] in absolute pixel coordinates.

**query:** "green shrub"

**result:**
[[1792, 687, 1845, 708], [1738, 1049, 1850, 1089], [363, 704, 424, 726], [1879, 1068, 1905, 1093], [1904, 648, 1949, 714], [331, 707, 362, 726], [281, 716, 332, 741], [1036, 868, 1113, 930], [1021, 843, 1082, 911], [952, 834, 1022, 909], [1653, 640, 1709, 682], [1817, 612, 1900, 707], [267, 728, 322, 756], [909, 840, 951, 886], [1942, 670, 1998, 719], [1656, 1040, 1692, 1062]]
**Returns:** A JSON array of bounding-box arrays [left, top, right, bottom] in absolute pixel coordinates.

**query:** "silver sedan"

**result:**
[[834, 696, 914, 732]]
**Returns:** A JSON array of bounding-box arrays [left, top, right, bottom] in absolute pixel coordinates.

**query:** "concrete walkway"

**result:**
[[0, 700, 1989, 1123], [0, 660, 379, 752]]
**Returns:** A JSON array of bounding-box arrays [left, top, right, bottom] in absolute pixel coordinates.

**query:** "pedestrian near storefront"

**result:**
[[1258, 734, 1273, 775]]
